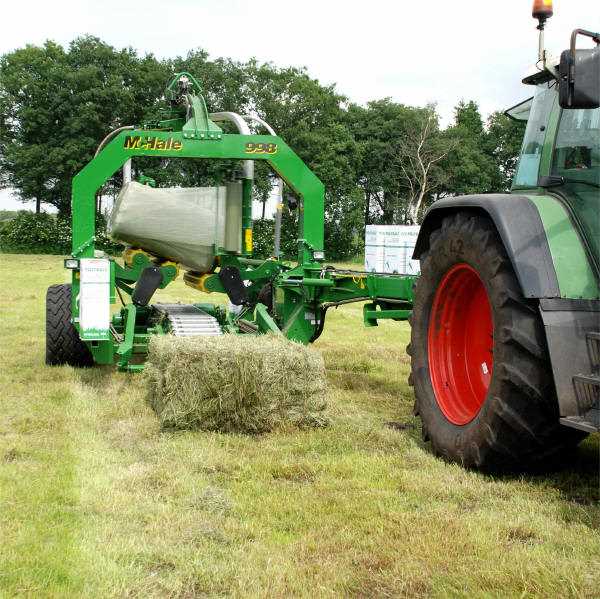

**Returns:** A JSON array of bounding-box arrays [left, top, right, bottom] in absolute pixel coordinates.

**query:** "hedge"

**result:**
[[0, 211, 361, 262], [252, 217, 300, 260], [0, 212, 123, 255]]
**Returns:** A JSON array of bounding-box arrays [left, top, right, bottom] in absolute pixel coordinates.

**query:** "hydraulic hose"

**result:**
[[94, 125, 135, 157], [95, 125, 135, 184], [209, 112, 253, 179]]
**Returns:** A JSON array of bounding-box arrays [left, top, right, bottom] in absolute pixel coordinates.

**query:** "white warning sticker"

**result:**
[[79, 258, 110, 340]]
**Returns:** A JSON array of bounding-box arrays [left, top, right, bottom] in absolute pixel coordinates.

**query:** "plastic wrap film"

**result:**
[[223, 182, 242, 253], [109, 182, 242, 272]]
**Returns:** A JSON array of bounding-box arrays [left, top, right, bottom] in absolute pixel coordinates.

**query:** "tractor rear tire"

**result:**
[[409, 212, 585, 471], [46, 284, 94, 367]]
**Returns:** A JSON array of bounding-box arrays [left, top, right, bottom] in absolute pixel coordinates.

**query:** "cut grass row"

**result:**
[[0, 254, 599, 597]]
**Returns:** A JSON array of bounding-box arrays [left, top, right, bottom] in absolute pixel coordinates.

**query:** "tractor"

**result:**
[[409, 0, 600, 469], [46, 0, 599, 471]]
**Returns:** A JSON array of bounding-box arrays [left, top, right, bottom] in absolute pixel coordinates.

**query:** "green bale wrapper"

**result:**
[[145, 334, 328, 433]]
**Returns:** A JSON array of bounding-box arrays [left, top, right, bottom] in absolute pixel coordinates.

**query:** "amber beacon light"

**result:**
[[532, 0, 553, 27]]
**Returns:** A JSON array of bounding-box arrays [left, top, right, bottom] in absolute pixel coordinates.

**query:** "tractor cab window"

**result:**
[[552, 107, 600, 182], [505, 96, 533, 122], [512, 86, 556, 188], [551, 106, 600, 266]]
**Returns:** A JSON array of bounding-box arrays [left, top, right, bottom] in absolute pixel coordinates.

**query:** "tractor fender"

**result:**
[[413, 194, 560, 299]]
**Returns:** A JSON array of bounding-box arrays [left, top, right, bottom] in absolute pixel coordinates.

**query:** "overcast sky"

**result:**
[[1, 0, 597, 211]]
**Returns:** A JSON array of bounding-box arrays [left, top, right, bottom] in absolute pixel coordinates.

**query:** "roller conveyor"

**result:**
[[153, 303, 222, 337]]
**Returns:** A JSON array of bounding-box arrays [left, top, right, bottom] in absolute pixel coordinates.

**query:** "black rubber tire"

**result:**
[[46, 284, 94, 367], [409, 212, 585, 471]]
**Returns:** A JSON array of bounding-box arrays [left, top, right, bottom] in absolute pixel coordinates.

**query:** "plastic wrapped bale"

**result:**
[[109, 181, 242, 272], [144, 334, 328, 433]]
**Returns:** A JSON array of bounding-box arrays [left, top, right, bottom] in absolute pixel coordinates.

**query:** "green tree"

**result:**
[[0, 37, 167, 214], [347, 99, 445, 224], [242, 62, 362, 259], [440, 100, 499, 198], [485, 111, 526, 191], [0, 38, 527, 259], [0, 41, 68, 213]]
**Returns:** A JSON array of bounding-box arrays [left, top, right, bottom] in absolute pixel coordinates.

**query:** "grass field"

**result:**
[[1, 253, 599, 598]]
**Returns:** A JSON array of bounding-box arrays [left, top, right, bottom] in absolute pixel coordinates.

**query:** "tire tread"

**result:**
[[410, 212, 585, 471], [46, 284, 93, 367]]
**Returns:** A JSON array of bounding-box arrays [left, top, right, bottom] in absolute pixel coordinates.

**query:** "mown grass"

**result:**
[[0, 253, 599, 598]]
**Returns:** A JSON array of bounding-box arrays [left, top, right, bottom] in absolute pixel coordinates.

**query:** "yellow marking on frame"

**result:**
[[352, 275, 366, 290], [245, 228, 253, 253], [184, 273, 212, 293]]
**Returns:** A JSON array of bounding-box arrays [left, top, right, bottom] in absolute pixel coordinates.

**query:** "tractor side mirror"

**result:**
[[559, 30, 600, 110]]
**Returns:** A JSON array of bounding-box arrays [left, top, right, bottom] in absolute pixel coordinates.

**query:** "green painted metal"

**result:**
[[255, 304, 282, 335], [165, 71, 223, 141], [183, 94, 222, 140], [165, 71, 202, 99], [363, 303, 412, 327], [115, 252, 178, 288], [66, 73, 416, 370], [241, 178, 253, 254], [526, 194, 599, 299], [72, 131, 325, 261], [116, 303, 137, 370]]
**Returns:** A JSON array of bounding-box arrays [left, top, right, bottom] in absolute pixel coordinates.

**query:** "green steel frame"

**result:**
[[68, 73, 416, 370]]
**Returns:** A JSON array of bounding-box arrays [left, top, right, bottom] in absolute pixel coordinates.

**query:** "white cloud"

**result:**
[[1, 0, 598, 210], [0, 188, 55, 212]]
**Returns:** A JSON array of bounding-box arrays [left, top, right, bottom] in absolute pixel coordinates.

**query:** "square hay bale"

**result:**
[[145, 334, 328, 433]]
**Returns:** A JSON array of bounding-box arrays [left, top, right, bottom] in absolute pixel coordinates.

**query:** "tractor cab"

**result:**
[[508, 47, 600, 273]]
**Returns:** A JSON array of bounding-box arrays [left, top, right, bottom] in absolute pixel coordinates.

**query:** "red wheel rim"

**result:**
[[428, 263, 494, 425]]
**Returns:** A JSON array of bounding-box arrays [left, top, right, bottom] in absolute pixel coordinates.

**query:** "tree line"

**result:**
[[0, 36, 525, 259]]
